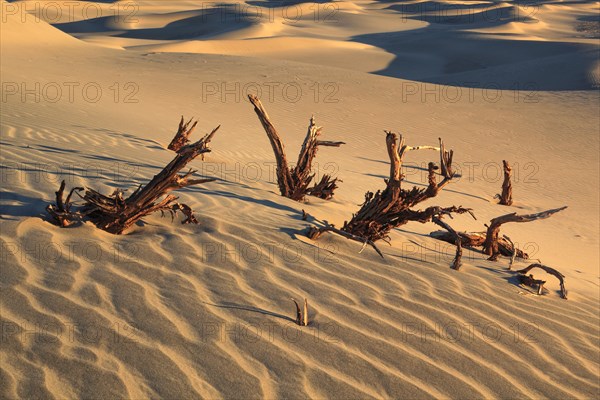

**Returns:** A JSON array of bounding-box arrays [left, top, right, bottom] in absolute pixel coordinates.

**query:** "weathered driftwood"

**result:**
[[496, 160, 513, 206], [46, 180, 83, 227], [429, 230, 529, 258], [339, 133, 462, 242], [292, 298, 309, 326], [47, 121, 219, 234], [248, 94, 344, 201], [168, 116, 198, 152], [301, 209, 308, 221], [483, 206, 567, 258], [432, 216, 472, 270], [516, 263, 567, 299], [452, 238, 463, 270], [518, 274, 547, 295], [308, 131, 470, 256], [503, 235, 517, 269]]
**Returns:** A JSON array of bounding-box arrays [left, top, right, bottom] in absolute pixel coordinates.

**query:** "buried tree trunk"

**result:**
[[47, 120, 220, 234], [248, 94, 344, 200], [308, 131, 471, 256], [496, 160, 513, 206], [483, 206, 567, 258]]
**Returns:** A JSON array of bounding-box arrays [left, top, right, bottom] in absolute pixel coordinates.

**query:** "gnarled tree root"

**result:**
[[483, 207, 567, 259], [47, 119, 219, 234], [516, 263, 567, 299], [308, 131, 470, 257], [248, 94, 344, 201]]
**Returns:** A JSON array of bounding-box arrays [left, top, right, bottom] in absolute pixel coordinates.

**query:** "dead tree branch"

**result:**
[[248, 95, 344, 201], [518, 274, 547, 295], [429, 205, 563, 261], [308, 131, 468, 256], [47, 120, 220, 234], [496, 160, 513, 206], [516, 263, 567, 299], [483, 206, 567, 258], [292, 298, 309, 326], [46, 180, 84, 227], [503, 235, 517, 270], [431, 215, 475, 270], [168, 116, 198, 152]]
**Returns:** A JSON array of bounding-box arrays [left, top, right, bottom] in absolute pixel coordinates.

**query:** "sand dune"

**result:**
[[1, 1, 599, 399], [20, 0, 599, 89]]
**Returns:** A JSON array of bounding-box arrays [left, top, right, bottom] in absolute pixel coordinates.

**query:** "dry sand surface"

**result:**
[[1, 0, 599, 398]]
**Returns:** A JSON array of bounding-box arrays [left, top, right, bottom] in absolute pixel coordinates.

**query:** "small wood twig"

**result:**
[[503, 235, 517, 270], [292, 298, 309, 326], [516, 263, 567, 299], [518, 274, 547, 295]]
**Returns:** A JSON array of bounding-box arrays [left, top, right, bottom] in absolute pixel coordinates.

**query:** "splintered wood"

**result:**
[[292, 298, 309, 326], [248, 94, 344, 201], [47, 119, 219, 234], [308, 131, 470, 257]]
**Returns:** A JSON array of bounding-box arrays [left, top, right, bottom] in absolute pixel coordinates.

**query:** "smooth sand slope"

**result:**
[[1, 1, 599, 399]]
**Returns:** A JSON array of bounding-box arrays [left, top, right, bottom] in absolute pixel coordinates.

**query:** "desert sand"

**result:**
[[1, 0, 599, 398]]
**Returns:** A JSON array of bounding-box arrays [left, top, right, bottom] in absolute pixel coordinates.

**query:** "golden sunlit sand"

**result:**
[[1, 1, 599, 398]]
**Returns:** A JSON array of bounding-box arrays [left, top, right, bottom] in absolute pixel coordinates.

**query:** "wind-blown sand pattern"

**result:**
[[1, 0, 599, 399]]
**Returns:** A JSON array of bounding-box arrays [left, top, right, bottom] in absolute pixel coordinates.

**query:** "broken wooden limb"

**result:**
[[303, 298, 309, 327], [516, 263, 567, 299], [292, 298, 309, 326], [340, 131, 461, 241], [45, 180, 84, 227], [430, 230, 485, 247], [429, 230, 529, 259], [168, 116, 198, 152], [47, 120, 219, 234], [482, 206, 567, 256], [496, 160, 513, 206], [306, 174, 340, 200], [431, 216, 472, 270], [452, 237, 463, 270], [503, 235, 517, 270], [308, 131, 467, 254], [518, 274, 547, 295], [248, 95, 344, 201]]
